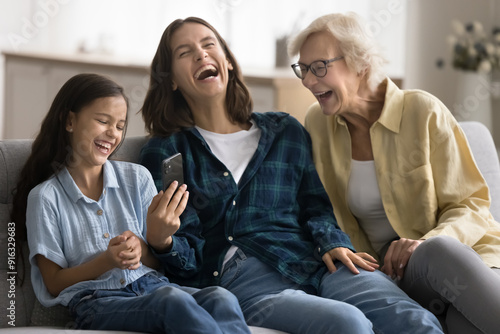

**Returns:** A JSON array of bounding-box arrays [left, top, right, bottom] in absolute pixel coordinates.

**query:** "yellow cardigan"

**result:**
[[304, 78, 500, 268]]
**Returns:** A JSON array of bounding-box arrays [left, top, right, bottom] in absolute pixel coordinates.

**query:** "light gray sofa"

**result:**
[[1, 121, 499, 332]]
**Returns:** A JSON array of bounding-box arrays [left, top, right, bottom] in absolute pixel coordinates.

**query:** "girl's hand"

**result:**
[[106, 231, 142, 270], [381, 238, 423, 280], [146, 182, 189, 252], [118, 231, 144, 270], [322, 247, 379, 274]]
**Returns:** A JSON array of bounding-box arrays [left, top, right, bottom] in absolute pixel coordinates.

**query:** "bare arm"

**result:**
[[121, 230, 160, 270], [37, 232, 142, 297]]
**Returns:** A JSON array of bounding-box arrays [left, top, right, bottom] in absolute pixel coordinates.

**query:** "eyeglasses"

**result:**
[[291, 56, 344, 79]]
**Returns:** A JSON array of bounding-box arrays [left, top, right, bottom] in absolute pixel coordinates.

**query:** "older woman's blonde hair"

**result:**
[[288, 12, 388, 91]]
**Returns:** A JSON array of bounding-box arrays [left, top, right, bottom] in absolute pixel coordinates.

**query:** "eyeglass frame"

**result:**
[[291, 56, 344, 79]]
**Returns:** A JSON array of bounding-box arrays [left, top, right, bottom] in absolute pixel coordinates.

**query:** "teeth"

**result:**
[[194, 64, 217, 79], [95, 141, 112, 149], [314, 91, 328, 97]]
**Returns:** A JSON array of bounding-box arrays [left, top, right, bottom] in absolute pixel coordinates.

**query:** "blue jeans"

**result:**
[[68, 271, 250, 334], [220, 249, 443, 334]]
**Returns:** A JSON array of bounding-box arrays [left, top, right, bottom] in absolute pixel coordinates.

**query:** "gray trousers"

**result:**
[[398, 235, 500, 334]]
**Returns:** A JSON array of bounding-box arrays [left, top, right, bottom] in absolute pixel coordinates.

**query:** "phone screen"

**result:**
[[161, 153, 184, 191]]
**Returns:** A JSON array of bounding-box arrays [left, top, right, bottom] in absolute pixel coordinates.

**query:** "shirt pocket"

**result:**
[[248, 162, 299, 208]]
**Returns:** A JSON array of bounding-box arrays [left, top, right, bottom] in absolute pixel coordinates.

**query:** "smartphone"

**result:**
[[161, 153, 184, 191]]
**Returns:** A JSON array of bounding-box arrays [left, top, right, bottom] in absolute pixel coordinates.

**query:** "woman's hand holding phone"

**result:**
[[146, 179, 189, 253]]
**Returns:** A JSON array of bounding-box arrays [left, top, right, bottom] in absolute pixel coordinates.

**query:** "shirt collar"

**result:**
[[375, 78, 404, 133], [57, 160, 120, 203]]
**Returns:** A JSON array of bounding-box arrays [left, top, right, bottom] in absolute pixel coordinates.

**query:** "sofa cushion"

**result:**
[[30, 301, 73, 328]]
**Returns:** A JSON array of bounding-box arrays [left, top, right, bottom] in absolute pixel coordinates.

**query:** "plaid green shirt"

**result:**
[[140, 112, 353, 289]]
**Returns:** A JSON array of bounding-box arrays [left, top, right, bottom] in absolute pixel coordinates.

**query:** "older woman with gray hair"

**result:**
[[288, 12, 500, 334]]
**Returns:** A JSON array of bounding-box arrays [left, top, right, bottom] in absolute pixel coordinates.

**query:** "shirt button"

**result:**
[[213, 271, 219, 277], [228, 236, 233, 241], [103, 232, 110, 238], [96, 209, 103, 216], [120, 279, 125, 285], [232, 201, 236, 206], [223, 171, 229, 177]]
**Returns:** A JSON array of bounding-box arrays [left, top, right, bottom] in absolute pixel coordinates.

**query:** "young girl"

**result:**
[[12, 73, 250, 333]]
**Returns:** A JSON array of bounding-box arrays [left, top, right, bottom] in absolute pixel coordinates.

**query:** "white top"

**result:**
[[347, 159, 398, 253], [196, 120, 261, 185], [196, 120, 262, 268]]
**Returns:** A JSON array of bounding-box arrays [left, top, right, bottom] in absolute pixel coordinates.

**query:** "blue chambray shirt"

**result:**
[[26, 160, 157, 307], [140, 112, 354, 290]]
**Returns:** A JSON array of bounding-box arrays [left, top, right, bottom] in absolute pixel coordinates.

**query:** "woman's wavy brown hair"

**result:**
[[141, 17, 253, 137]]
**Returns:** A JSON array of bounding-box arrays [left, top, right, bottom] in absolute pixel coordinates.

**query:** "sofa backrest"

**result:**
[[459, 121, 500, 221]]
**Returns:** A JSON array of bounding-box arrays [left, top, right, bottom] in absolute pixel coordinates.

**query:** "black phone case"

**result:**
[[161, 153, 184, 191]]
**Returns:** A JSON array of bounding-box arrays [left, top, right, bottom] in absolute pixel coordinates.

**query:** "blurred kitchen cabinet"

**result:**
[[244, 68, 316, 124], [3, 52, 316, 140], [4, 58, 52, 139], [3, 51, 149, 139]]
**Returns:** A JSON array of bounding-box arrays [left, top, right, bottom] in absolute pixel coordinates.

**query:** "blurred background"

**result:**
[[1, 0, 499, 147]]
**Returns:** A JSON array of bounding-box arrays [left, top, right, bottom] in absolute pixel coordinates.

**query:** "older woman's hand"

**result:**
[[322, 247, 379, 274], [381, 238, 423, 280]]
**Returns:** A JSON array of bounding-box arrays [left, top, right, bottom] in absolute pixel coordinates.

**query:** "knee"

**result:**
[[298, 301, 372, 332], [203, 286, 240, 305], [323, 304, 372, 332], [423, 235, 459, 250], [155, 286, 192, 306], [415, 236, 462, 262]]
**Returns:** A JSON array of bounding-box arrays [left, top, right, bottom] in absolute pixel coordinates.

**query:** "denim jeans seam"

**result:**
[[221, 257, 242, 288]]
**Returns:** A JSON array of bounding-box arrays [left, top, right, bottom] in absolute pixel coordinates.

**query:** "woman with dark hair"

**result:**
[[140, 17, 443, 334], [12, 73, 251, 333], [141, 16, 252, 137]]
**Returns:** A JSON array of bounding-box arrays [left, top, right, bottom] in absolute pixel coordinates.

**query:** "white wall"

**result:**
[[404, 0, 500, 144], [404, 0, 496, 103]]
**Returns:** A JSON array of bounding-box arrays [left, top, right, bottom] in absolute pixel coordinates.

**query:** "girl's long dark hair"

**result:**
[[141, 16, 253, 137], [11, 73, 128, 284]]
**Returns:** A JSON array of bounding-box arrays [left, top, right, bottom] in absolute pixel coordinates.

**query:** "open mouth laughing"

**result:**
[[194, 64, 219, 80], [95, 140, 113, 155], [314, 90, 333, 102]]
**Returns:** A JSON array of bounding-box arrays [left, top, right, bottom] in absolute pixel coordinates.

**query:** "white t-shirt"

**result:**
[[347, 159, 398, 253], [196, 120, 262, 267], [195, 120, 261, 185]]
